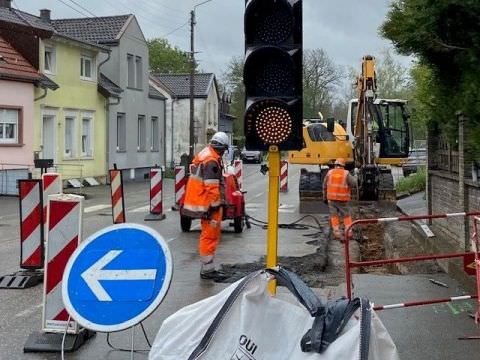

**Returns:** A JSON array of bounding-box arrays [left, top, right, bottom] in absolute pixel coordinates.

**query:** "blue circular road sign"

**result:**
[[62, 223, 173, 332]]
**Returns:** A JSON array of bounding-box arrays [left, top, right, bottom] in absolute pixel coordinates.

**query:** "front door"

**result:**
[[41, 115, 55, 161]]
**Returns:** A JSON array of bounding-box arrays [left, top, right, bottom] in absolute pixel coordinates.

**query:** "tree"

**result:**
[[381, 0, 480, 157], [303, 49, 343, 119], [375, 48, 410, 99], [148, 38, 197, 74], [222, 57, 245, 145]]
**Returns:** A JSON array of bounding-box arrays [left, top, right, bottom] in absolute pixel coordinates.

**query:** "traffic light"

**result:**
[[244, 0, 303, 151]]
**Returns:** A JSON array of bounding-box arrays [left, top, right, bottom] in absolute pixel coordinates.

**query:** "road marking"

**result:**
[[129, 205, 150, 213], [15, 303, 42, 318], [252, 192, 264, 199], [81, 250, 157, 302], [84, 204, 110, 213], [166, 238, 176, 243]]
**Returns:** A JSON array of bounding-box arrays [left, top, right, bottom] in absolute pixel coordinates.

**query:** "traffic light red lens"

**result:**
[[255, 106, 292, 144]]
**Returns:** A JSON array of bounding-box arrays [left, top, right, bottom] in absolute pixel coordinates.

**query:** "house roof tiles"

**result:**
[[0, 7, 53, 32], [148, 85, 166, 100], [98, 73, 122, 98], [0, 34, 39, 82], [152, 73, 215, 99], [51, 15, 131, 45]]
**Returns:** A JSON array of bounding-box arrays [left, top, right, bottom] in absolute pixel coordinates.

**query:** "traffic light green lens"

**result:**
[[255, 106, 292, 144]]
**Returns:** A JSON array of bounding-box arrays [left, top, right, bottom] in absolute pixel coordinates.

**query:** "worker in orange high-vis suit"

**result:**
[[183, 132, 229, 281], [323, 158, 357, 240]]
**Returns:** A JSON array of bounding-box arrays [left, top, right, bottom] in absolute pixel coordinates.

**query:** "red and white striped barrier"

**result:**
[[19, 180, 44, 269], [234, 160, 243, 190], [145, 168, 166, 221], [174, 166, 186, 206], [344, 211, 480, 316], [42, 173, 62, 229], [109, 169, 125, 224], [43, 194, 83, 333], [280, 160, 288, 193]]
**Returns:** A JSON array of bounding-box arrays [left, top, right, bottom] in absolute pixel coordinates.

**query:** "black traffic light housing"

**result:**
[[244, 0, 303, 151]]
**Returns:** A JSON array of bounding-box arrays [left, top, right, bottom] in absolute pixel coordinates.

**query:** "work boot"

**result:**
[[200, 269, 228, 282]]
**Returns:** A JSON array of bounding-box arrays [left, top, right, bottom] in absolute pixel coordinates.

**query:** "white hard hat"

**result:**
[[210, 132, 229, 148]]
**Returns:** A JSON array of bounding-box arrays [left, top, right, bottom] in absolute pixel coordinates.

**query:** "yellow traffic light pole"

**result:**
[[267, 146, 280, 295]]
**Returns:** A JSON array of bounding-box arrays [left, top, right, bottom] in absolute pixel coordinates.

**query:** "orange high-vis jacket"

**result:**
[[183, 146, 222, 218], [325, 168, 352, 201]]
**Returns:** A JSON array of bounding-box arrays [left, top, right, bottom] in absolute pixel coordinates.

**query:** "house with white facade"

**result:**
[[150, 73, 219, 167]]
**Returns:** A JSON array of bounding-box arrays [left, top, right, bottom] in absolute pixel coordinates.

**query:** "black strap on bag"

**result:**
[[188, 268, 324, 360], [188, 268, 371, 360], [300, 297, 371, 360]]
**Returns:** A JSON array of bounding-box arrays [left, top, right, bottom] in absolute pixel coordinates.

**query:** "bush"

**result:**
[[396, 167, 426, 193]]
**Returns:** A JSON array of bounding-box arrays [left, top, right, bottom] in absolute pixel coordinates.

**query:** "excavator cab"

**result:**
[[347, 98, 409, 165]]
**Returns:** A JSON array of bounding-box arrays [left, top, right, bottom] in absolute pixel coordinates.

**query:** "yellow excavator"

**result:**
[[290, 55, 410, 212]]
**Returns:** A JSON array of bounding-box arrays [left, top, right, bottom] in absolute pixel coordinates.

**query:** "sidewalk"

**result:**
[[397, 191, 426, 216]]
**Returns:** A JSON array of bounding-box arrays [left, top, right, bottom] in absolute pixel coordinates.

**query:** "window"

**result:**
[[135, 56, 143, 89], [80, 55, 94, 80], [127, 54, 135, 88], [116, 113, 126, 151], [64, 116, 76, 157], [137, 115, 146, 151], [44, 46, 55, 74], [151, 116, 159, 151], [81, 115, 93, 157], [0, 108, 19, 144]]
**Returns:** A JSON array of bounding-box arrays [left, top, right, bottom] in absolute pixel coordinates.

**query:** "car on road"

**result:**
[[241, 148, 263, 163], [402, 148, 426, 177]]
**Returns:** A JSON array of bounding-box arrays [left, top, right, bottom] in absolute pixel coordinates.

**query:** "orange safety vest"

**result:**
[[326, 168, 351, 201], [183, 146, 222, 218]]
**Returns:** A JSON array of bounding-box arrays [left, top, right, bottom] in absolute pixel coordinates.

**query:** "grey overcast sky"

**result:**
[[16, 0, 410, 79]]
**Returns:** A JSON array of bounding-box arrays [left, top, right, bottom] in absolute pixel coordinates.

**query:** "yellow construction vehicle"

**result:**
[[289, 117, 353, 213], [291, 55, 410, 212], [349, 55, 410, 200]]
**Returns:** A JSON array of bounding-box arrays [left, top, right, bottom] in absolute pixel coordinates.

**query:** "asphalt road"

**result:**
[[0, 164, 478, 359]]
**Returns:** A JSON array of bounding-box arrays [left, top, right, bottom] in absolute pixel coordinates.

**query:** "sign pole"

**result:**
[[266, 146, 280, 295]]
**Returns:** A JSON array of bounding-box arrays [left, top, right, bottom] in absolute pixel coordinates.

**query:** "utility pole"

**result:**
[[189, 10, 196, 163], [188, 0, 213, 164]]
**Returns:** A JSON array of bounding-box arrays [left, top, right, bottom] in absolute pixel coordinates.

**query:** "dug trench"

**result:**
[[219, 201, 442, 288]]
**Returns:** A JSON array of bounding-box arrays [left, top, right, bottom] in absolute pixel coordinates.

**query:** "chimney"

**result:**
[[0, 0, 12, 9], [40, 9, 51, 22]]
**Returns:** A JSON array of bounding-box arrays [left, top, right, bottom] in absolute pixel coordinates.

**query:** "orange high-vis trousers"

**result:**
[[328, 200, 353, 239], [199, 208, 223, 257]]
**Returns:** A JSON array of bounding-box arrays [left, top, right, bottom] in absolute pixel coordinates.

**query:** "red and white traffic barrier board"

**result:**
[[42, 173, 62, 229], [19, 180, 44, 269], [42, 194, 83, 333], [234, 160, 243, 190], [109, 169, 125, 224], [280, 160, 288, 193], [174, 166, 186, 206], [145, 168, 166, 221]]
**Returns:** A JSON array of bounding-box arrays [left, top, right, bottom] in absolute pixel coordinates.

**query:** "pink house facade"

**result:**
[[0, 80, 35, 168]]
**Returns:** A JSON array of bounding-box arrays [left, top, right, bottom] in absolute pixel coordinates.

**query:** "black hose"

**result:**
[[245, 214, 326, 232]]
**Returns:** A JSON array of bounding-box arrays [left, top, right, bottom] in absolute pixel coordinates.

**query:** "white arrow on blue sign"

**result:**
[[62, 223, 173, 332]]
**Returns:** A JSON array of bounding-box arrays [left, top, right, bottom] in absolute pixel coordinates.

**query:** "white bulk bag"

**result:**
[[149, 269, 399, 360]]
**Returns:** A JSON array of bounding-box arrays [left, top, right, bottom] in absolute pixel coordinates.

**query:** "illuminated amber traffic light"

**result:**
[[244, 0, 303, 151]]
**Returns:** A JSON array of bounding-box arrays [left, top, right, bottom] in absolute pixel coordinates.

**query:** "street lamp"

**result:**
[[189, 0, 214, 163]]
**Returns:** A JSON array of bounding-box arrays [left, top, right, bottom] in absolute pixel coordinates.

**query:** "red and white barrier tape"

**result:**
[[150, 168, 163, 215], [19, 180, 43, 269], [42, 173, 62, 227], [234, 160, 243, 190], [109, 169, 125, 224], [280, 160, 288, 192], [174, 166, 186, 205], [43, 194, 83, 333]]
